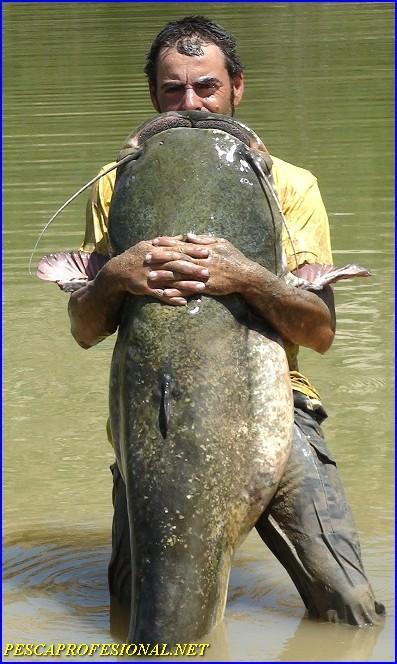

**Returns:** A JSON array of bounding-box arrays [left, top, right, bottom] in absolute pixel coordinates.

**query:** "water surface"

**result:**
[[3, 3, 394, 661]]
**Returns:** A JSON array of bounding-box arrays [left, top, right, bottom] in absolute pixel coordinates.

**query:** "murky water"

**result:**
[[3, 3, 394, 661]]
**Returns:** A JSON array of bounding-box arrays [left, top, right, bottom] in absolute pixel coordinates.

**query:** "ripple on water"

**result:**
[[3, 529, 113, 643], [335, 375, 387, 393]]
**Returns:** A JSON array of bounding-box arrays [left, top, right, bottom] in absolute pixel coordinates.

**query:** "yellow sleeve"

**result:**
[[270, 155, 333, 271], [80, 162, 117, 255]]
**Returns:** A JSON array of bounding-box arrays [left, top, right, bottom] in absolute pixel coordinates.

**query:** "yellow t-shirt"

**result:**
[[81, 154, 333, 402]]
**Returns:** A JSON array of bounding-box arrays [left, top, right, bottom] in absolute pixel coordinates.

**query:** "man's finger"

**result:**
[[150, 241, 210, 258], [159, 260, 209, 278], [163, 296, 188, 306], [149, 287, 187, 306], [186, 232, 219, 245], [162, 288, 184, 298], [179, 245, 210, 257], [148, 270, 177, 281], [166, 281, 206, 293], [152, 235, 185, 246], [145, 249, 193, 264]]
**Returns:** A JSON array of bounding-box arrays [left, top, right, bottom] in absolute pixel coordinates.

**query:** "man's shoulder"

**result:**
[[269, 154, 318, 194], [98, 161, 117, 177], [94, 162, 117, 203]]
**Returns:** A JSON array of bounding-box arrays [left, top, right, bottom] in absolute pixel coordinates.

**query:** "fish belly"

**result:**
[[108, 121, 291, 641], [109, 295, 293, 642]]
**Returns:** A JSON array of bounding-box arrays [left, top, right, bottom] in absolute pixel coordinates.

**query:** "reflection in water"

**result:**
[[4, 2, 393, 661], [110, 599, 230, 662], [3, 529, 384, 662], [3, 528, 228, 661], [3, 529, 110, 643], [278, 619, 384, 663]]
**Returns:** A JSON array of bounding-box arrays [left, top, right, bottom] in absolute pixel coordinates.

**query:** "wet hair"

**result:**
[[144, 15, 244, 83]]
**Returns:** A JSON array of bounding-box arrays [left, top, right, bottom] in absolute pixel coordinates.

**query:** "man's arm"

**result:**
[[68, 268, 125, 350], [148, 235, 336, 354], [68, 241, 211, 349], [238, 258, 335, 354]]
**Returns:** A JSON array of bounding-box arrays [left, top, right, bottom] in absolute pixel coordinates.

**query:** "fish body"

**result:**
[[108, 112, 293, 643]]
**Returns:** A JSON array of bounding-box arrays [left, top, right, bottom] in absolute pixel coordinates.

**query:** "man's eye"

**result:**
[[197, 83, 217, 94], [165, 86, 183, 94]]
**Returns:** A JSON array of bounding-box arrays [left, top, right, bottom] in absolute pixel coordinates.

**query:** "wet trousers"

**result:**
[[108, 393, 385, 626]]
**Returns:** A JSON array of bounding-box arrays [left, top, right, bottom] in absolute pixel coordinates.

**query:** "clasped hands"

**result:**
[[114, 233, 250, 306]]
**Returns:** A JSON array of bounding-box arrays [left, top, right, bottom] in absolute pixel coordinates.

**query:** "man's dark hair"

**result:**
[[144, 15, 243, 83]]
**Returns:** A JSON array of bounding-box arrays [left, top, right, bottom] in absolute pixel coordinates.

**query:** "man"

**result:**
[[69, 16, 384, 625]]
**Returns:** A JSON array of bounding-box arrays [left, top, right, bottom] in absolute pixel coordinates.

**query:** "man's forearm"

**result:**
[[68, 270, 125, 349], [240, 264, 335, 354]]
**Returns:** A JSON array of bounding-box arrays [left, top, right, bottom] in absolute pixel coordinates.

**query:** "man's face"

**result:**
[[149, 43, 244, 116]]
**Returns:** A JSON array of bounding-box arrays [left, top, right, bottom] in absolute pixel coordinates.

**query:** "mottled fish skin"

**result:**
[[108, 114, 294, 643]]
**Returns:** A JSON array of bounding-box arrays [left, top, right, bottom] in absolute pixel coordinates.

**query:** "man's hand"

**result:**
[[152, 233, 336, 354], [151, 233, 249, 296], [68, 237, 211, 348], [106, 240, 210, 306]]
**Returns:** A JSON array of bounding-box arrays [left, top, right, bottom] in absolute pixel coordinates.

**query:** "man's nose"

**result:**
[[181, 87, 203, 110]]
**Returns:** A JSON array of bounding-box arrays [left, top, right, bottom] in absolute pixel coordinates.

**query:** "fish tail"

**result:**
[[159, 373, 172, 439]]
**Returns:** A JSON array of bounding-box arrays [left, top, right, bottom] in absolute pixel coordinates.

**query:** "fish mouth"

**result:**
[[125, 110, 254, 150]]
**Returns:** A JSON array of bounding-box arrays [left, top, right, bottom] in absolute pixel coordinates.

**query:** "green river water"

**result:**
[[3, 3, 394, 661]]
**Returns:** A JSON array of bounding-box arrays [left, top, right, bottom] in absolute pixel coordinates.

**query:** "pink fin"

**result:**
[[36, 251, 110, 292], [292, 263, 372, 290]]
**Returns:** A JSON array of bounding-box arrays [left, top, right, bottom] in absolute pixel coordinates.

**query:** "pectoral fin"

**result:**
[[287, 263, 372, 291], [36, 250, 110, 291]]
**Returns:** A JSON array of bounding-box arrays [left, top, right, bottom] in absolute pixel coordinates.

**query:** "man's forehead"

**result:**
[[156, 43, 228, 78]]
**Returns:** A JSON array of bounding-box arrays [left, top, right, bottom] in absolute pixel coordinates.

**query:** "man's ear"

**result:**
[[149, 81, 160, 112], [232, 72, 244, 108]]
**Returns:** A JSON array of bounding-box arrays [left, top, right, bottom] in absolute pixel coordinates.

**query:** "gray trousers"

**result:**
[[108, 394, 385, 626]]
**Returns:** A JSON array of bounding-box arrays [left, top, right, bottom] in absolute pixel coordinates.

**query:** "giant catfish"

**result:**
[[107, 111, 294, 643], [35, 112, 373, 644]]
